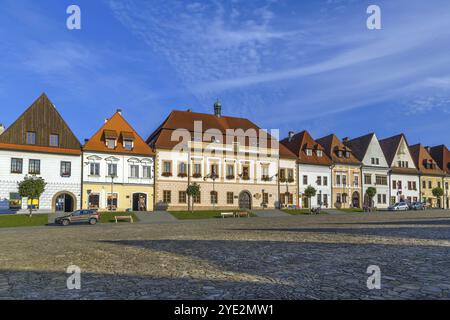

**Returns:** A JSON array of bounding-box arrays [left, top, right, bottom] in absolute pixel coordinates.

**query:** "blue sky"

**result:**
[[0, 0, 449, 146]]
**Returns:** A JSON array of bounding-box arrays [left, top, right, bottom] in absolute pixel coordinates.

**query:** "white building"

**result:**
[[380, 134, 420, 204], [344, 133, 390, 209], [0, 94, 82, 213], [281, 130, 332, 208]]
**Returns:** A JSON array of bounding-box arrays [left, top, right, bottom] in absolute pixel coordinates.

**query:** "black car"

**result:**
[[55, 209, 100, 226]]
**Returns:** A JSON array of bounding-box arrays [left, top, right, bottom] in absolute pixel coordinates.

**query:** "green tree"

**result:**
[[365, 187, 377, 208], [432, 187, 444, 208], [18, 176, 46, 217], [186, 183, 200, 213], [304, 185, 317, 212]]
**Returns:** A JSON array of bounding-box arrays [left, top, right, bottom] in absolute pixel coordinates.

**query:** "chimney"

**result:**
[[187, 108, 192, 112], [116, 109, 122, 115], [425, 146, 431, 153], [343, 137, 349, 143], [288, 131, 295, 142], [104, 118, 108, 123], [84, 138, 89, 143], [0, 124, 5, 135], [214, 99, 222, 117]]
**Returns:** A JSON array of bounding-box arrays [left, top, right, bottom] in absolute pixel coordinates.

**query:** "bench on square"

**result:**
[[115, 215, 134, 223], [235, 211, 250, 218], [220, 212, 234, 218]]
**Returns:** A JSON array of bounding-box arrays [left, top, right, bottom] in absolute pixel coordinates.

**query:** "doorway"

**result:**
[[55, 193, 74, 212], [133, 193, 147, 211], [238, 191, 252, 209]]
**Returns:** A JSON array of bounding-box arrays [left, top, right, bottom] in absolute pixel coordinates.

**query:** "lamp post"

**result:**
[[204, 172, 218, 209]]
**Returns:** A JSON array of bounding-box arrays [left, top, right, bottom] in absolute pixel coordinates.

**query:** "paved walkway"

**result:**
[[134, 211, 178, 223], [1, 210, 450, 299], [252, 209, 290, 218]]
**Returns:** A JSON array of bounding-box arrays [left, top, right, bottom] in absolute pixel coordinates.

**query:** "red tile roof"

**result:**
[[410, 144, 445, 176], [316, 134, 361, 165], [146, 110, 297, 159], [280, 130, 332, 166], [430, 145, 450, 175]]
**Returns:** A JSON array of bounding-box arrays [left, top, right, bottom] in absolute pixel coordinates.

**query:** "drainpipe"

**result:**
[[80, 151, 84, 211], [330, 164, 334, 208]]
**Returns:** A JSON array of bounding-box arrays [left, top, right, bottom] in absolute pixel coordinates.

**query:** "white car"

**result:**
[[388, 202, 409, 211]]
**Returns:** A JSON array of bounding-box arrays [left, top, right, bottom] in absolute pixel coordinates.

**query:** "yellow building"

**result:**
[[316, 134, 362, 208], [82, 110, 155, 212], [410, 144, 445, 208]]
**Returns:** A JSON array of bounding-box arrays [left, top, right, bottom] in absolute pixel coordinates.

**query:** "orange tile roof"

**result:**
[[316, 134, 361, 165], [409, 144, 445, 176], [0, 142, 81, 155], [83, 112, 154, 156]]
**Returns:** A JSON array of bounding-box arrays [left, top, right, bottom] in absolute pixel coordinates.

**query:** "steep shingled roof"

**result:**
[[343, 133, 374, 162], [280, 130, 332, 166], [83, 111, 154, 156], [316, 134, 361, 165], [429, 145, 450, 175], [146, 110, 297, 159], [410, 144, 445, 176]]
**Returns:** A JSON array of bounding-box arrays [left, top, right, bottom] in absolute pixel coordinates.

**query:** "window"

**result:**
[[428, 181, 432, 189], [26, 131, 36, 145], [323, 194, 328, 206], [337, 150, 343, 157], [210, 191, 218, 204], [423, 180, 427, 189], [242, 165, 250, 180], [336, 193, 342, 203], [60, 161, 71, 177], [397, 181, 402, 189], [392, 180, 397, 189], [106, 138, 116, 149], [371, 158, 375, 165], [287, 193, 293, 205], [438, 181, 441, 188], [130, 165, 139, 178], [162, 161, 172, 176], [9, 192, 22, 209], [123, 139, 133, 150], [345, 151, 350, 158], [193, 163, 202, 177], [262, 192, 269, 205], [108, 163, 117, 177], [178, 191, 187, 203], [11, 158, 23, 173], [178, 162, 187, 176], [317, 176, 322, 186], [261, 165, 269, 180], [377, 194, 382, 204], [210, 164, 219, 177], [383, 194, 387, 204], [408, 181, 412, 190], [163, 190, 171, 203], [193, 192, 201, 204], [364, 174, 372, 185], [316, 150, 323, 157], [227, 192, 234, 204], [88, 193, 100, 209], [107, 193, 118, 210], [90, 163, 100, 176], [287, 169, 294, 182], [226, 164, 234, 178], [354, 175, 359, 187], [317, 193, 322, 206], [306, 148, 312, 156], [323, 176, 328, 186], [376, 158, 380, 165], [29, 159, 40, 174], [342, 174, 347, 186], [49, 134, 59, 147], [336, 174, 341, 186], [303, 175, 308, 185], [279, 169, 286, 181], [143, 166, 152, 179], [375, 175, 387, 185]]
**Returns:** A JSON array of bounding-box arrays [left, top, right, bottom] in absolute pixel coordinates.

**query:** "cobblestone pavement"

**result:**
[[1, 210, 450, 300]]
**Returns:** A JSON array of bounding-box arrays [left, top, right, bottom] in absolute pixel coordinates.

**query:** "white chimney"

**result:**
[[288, 131, 295, 142], [0, 124, 5, 135]]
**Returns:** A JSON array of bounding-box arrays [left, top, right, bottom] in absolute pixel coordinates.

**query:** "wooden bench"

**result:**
[[235, 211, 250, 218], [115, 215, 134, 223], [221, 212, 234, 218]]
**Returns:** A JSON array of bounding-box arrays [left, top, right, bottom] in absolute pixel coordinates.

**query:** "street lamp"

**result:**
[[204, 172, 218, 209]]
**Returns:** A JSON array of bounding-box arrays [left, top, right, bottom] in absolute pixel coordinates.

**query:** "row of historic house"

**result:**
[[0, 93, 449, 213]]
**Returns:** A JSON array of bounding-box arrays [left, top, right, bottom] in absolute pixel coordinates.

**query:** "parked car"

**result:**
[[410, 202, 425, 210], [55, 209, 100, 226], [388, 202, 410, 211]]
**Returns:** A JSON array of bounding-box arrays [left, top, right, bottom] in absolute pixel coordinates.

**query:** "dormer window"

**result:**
[[104, 130, 118, 149], [345, 151, 350, 158], [316, 150, 323, 157], [106, 138, 116, 149], [337, 150, 343, 157], [306, 148, 313, 156], [123, 139, 133, 150]]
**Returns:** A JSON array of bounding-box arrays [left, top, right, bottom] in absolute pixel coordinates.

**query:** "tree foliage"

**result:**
[[18, 176, 46, 216]]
